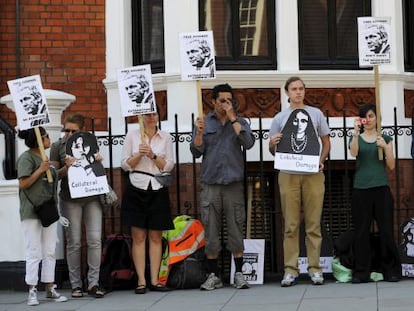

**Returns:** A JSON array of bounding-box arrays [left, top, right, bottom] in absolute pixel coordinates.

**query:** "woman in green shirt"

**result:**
[[349, 103, 401, 283], [17, 127, 67, 306]]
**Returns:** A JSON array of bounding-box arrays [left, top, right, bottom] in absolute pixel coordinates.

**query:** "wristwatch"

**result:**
[[152, 154, 157, 160]]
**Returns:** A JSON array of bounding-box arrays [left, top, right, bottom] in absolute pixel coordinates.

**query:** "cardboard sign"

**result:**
[[7, 75, 50, 130], [274, 109, 320, 173], [358, 17, 391, 67], [117, 64, 156, 117], [230, 239, 265, 285], [66, 132, 109, 199], [179, 31, 216, 81], [298, 257, 333, 274], [400, 218, 414, 277]]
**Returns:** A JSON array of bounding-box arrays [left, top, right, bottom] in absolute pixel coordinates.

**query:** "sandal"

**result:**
[[88, 285, 105, 298], [71, 287, 83, 298], [134, 284, 147, 294], [149, 283, 171, 292]]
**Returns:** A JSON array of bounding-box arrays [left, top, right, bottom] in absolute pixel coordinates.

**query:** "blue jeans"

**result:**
[[61, 197, 102, 289]]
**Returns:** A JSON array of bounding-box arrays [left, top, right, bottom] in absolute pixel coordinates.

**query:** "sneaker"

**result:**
[[46, 284, 68, 302], [200, 273, 223, 291], [27, 287, 39, 306], [281, 273, 297, 287], [309, 271, 324, 285], [234, 272, 249, 289]]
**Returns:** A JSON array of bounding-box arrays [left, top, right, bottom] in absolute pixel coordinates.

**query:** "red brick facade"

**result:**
[[0, 0, 107, 128]]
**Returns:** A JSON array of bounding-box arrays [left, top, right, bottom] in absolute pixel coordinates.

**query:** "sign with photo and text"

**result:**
[[179, 31, 216, 81], [7, 75, 50, 130], [117, 64, 156, 117], [358, 17, 391, 67]]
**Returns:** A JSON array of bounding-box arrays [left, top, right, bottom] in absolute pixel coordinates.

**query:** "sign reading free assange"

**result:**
[[274, 109, 321, 173]]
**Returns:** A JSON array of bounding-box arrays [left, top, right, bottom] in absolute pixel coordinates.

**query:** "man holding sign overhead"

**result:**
[[190, 83, 255, 290]]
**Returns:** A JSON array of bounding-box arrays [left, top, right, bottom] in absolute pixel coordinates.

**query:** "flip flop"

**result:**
[[71, 287, 83, 298], [87, 285, 105, 298]]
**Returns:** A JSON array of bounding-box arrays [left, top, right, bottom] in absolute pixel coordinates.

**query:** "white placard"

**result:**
[[179, 31, 216, 81], [230, 239, 265, 285], [66, 132, 109, 199], [358, 17, 391, 67], [274, 109, 320, 173], [7, 75, 50, 130], [117, 64, 156, 117], [299, 257, 333, 274]]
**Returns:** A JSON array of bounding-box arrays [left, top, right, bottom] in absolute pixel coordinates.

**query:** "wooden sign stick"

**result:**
[[138, 115, 145, 141], [246, 182, 253, 239], [374, 65, 383, 160], [34, 127, 53, 183], [197, 80, 203, 119]]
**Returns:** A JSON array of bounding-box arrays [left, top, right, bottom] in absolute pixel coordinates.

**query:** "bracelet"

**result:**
[[231, 119, 238, 124]]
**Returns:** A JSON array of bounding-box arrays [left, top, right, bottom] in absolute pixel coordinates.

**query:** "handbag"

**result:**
[[100, 185, 119, 209], [24, 191, 60, 227], [132, 170, 173, 187]]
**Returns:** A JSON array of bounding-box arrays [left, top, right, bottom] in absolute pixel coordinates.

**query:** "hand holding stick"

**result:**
[[34, 127, 53, 183]]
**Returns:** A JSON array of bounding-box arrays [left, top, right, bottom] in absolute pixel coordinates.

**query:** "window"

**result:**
[[298, 0, 371, 70], [132, 0, 165, 73], [199, 0, 276, 70], [403, 0, 414, 72]]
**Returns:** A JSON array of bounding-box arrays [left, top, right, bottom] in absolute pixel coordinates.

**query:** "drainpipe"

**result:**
[[15, 0, 21, 78], [0, 118, 17, 180]]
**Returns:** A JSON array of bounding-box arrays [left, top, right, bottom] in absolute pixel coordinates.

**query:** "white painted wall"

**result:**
[[103, 0, 414, 163]]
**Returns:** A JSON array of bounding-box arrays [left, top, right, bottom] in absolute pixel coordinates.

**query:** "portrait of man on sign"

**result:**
[[364, 24, 390, 55], [19, 85, 50, 127], [179, 31, 216, 81], [185, 38, 215, 77], [117, 64, 156, 117]]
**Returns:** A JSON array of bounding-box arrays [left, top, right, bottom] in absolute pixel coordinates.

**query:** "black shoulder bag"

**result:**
[[24, 188, 59, 227]]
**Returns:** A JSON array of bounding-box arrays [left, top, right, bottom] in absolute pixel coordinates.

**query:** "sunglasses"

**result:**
[[217, 98, 236, 104], [63, 129, 78, 134]]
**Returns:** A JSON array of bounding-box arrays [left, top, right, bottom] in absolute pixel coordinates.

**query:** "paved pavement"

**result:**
[[1, 277, 414, 311]]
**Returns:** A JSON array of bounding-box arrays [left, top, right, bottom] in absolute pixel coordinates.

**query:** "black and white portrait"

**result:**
[[7, 74, 50, 130], [117, 64, 156, 117], [179, 31, 216, 81], [364, 24, 390, 55], [401, 218, 414, 260], [66, 132, 109, 199], [358, 17, 391, 66], [185, 39, 214, 77], [277, 109, 320, 156], [19, 86, 50, 127], [124, 75, 154, 106]]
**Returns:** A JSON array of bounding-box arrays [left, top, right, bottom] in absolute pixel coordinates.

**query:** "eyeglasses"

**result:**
[[217, 98, 236, 104], [63, 129, 78, 134]]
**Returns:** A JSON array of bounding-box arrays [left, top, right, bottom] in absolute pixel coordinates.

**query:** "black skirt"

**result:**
[[120, 182, 174, 231]]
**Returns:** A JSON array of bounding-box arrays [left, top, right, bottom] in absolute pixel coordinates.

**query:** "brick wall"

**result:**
[[0, 0, 107, 129]]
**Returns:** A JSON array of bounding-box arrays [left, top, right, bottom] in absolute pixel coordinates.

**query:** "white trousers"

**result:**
[[22, 219, 58, 286]]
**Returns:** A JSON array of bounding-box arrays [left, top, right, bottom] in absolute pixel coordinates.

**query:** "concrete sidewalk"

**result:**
[[1, 279, 413, 311]]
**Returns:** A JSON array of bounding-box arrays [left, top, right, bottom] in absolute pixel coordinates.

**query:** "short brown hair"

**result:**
[[64, 113, 85, 129]]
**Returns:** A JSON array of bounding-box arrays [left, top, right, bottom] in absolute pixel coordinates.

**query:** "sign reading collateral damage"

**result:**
[[274, 109, 321, 173]]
